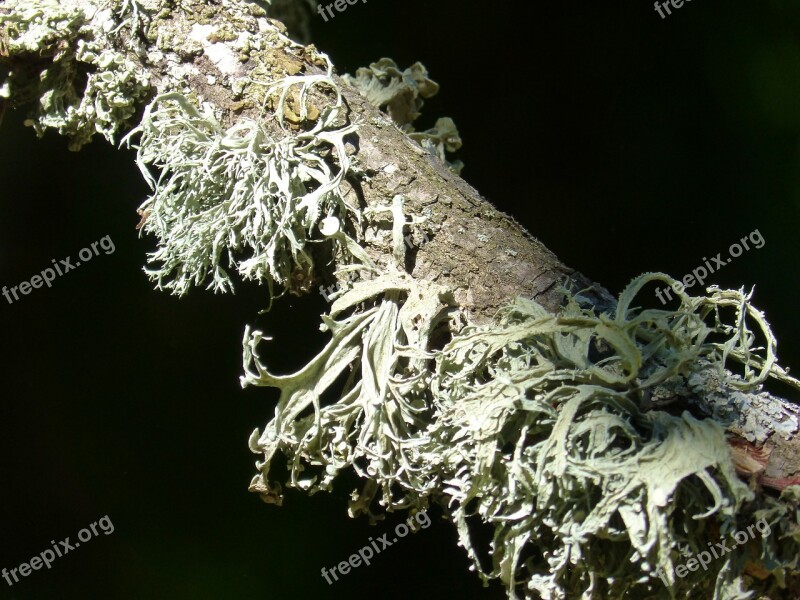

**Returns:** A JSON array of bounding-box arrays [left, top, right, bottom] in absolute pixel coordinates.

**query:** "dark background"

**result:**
[[1, 1, 799, 598]]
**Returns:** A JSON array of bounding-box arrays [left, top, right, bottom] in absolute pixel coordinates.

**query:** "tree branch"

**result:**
[[2, 1, 798, 598]]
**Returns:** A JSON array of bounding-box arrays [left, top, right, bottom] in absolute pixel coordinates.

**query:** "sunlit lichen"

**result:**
[[343, 58, 439, 129], [244, 271, 800, 599], [0, 0, 150, 150], [409, 116, 464, 174], [343, 57, 464, 173], [4, 4, 798, 598], [243, 272, 458, 513], [122, 68, 359, 297]]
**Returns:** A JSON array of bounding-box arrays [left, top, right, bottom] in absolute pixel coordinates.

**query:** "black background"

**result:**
[[1, 1, 799, 598]]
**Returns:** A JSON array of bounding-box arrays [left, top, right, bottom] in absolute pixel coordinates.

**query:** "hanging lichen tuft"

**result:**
[[244, 272, 800, 599]]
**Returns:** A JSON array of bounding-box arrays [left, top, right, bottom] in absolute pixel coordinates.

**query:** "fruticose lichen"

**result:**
[[243, 272, 458, 511], [123, 67, 359, 297], [244, 272, 800, 600], [0, 0, 150, 150]]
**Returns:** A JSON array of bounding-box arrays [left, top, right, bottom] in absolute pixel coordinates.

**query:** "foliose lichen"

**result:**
[[343, 57, 464, 173], [409, 116, 464, 174], [0, 0, 150, 150], [343, 58, 439, 129]]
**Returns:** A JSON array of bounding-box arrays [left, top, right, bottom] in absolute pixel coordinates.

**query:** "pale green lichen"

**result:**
[[243, 271, 800, 599], [243, 272, 458, 511], [0, 0, 151, 150], [343, 58, 464, 173], [343, 58, 440, 129], [752, 485, 800, 586], [409, 116, 464, 174], [122, 67, 359, 297]]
